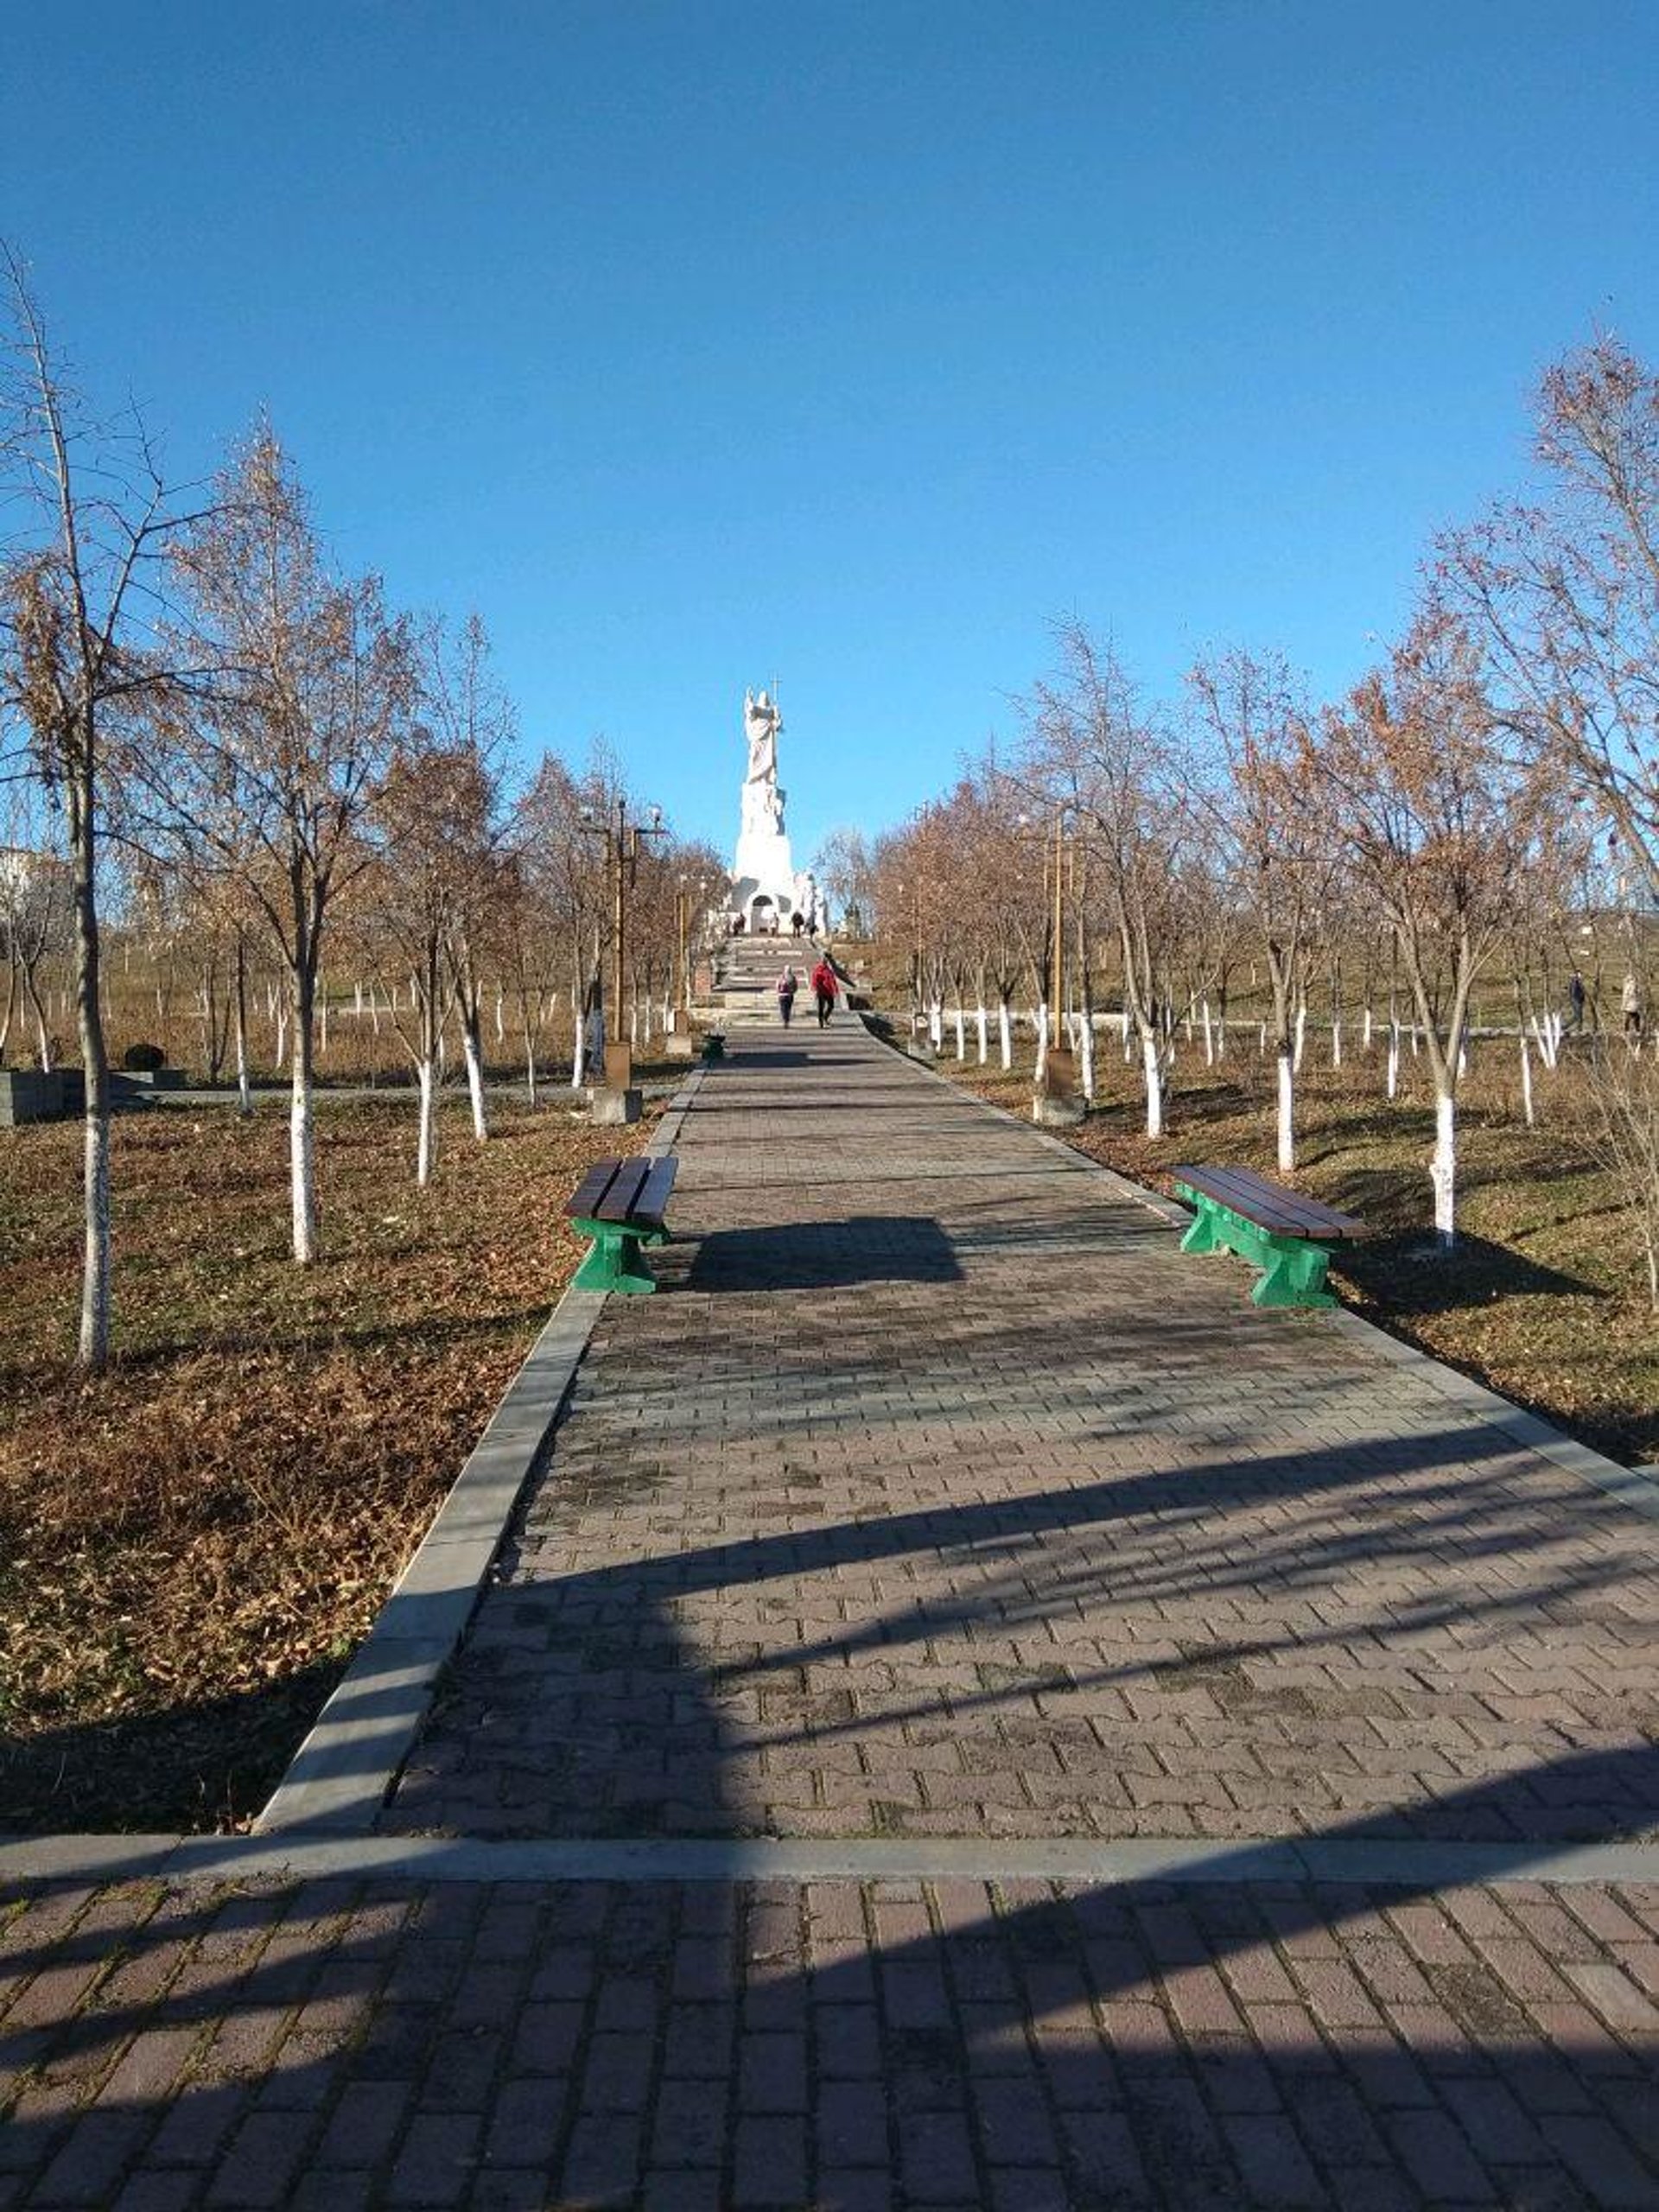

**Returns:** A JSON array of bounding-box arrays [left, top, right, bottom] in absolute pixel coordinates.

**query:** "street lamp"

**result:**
[[1017, 803, 1083, 1121], [580, 797, 664, 1090]]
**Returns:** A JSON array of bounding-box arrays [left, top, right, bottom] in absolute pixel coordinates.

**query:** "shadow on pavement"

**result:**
[[685, 1217, 964, 1292]]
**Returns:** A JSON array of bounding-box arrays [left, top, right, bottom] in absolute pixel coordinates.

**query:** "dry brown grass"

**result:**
[[0, 1085, 652, 1834]]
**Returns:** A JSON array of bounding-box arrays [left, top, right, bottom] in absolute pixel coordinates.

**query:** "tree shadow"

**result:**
[[3, 1741, 1658, 2207], [0, 1660, 348, 1837], [387, 1394, 1659, 1850], [684, 1217, 964, 1292], [1338, 1229, 1604, 1314]]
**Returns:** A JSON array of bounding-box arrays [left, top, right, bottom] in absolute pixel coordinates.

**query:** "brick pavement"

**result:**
[[4, 1869, 1659, 2209], [7, 1016, 1659, 2208], [386, 1024, 1659, 1847]]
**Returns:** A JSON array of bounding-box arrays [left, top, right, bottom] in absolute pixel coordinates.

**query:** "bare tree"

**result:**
[[811, 824, 875, 936], [1022, 620, 1212, 1136], [1580, 1041, 1659, 1307], [418, 614, 512, 1141], [1446, 336, 1659, 876], [365, 734, 497, 1183], [158, 423, 416, 1261], [0, 827, 69, 1068], [1189, 647, 1332, 1171], [0, 251, 200, 1365], [1313, 609, 1563, 1244]]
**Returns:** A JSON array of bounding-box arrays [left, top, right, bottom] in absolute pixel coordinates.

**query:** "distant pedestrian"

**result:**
[[810, 957, 837, 1027], [776, 965, 798, 1027], [1623, 971, 1643, 1039], [1567, 970, 1586, 1032]]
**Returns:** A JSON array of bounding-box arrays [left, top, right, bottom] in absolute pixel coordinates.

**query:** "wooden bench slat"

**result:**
[[1171, 1165, 1363, 1240], [1188, 1184, 1345, 1236], [636, 1155, 678, 1225], [592, 1157, 652, 1222], [564, 1160, 626, 1221]]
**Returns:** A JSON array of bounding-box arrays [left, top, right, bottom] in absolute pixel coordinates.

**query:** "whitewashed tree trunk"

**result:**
[[1293, 998, 1306, 1073], [1200, 997, 1214, 1067], [290, 1001, 317, 1265], [953, 1003, 966, 1059], [1431, 1086, 1457, 1244], [1519, 1034, 1535, 1128], [1387, 1022, 1400, 1100], [976, 1001, 988, 1063], [997, 1000, 1013, 1071], [1035, 1001, 1049, 1084], [275, 1001, 288, 1071], [416, 1059, 438, 1185], [1257, 1020, 1267, 1058], [461, 1025, 488, 1140], [1277, 1050, 1295, 1173], [929, 999, 944, 1051], [572, 1002, 589, 1089], [1141, 1032, 1165, 1138], [1363, 1005, 1373, 1051], [1079, 1011, 1096, 1102], [320, 993, 328, 1056], [233, 963, 251, 1119], [495, 986, 505, 1045]]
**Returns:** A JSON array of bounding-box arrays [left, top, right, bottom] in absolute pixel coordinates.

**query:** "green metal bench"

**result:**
[[563, 1154, 678, 1294], [1171, 1164, 1363, 1309], [700, 1031, 727, 1063]]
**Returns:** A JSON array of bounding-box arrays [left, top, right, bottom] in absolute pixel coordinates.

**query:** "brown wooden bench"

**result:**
[[563, 1154, 678, 1294], [1171, 1164, 1363, 1309]]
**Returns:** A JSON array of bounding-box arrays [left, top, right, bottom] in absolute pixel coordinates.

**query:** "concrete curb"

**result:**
[[252, 1070, 709, 1836], [865, 1016, 1659, 1533], [10, 1829, 1659, 1892]]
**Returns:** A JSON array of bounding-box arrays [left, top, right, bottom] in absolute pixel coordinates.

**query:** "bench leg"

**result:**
[[571, 1219, 664, 1294], [1179, 1205, 1221, 1255], [1250, 1236, 1336, 1310]]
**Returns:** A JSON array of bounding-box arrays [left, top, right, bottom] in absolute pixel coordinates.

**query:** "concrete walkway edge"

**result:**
[[11, 1828, 1659, 1891], [251, 1071, 708, 1835]]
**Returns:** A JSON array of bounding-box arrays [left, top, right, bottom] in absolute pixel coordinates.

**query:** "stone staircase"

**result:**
[[705, 932, 823, 1025]]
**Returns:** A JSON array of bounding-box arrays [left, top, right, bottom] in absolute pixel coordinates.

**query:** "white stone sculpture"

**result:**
[[731, 686, 801, 932]]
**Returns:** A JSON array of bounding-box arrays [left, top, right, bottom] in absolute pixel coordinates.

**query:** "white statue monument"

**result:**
[[730, 687, 818, 932]]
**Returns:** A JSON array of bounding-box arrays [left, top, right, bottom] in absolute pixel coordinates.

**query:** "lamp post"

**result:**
[[580, 797, 664, 1091], [1017, 804, 1083, 1122]]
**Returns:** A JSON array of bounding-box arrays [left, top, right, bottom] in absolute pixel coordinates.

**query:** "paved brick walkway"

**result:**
[[388, 1025, 1659, 1848], [5, 1019, 1659, 2208], [5, 1870, 1659, 2209]]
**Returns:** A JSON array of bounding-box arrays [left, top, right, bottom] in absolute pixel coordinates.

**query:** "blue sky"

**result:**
[[5, 2, 1656, 863]]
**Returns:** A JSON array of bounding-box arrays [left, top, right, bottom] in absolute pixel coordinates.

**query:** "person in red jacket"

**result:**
[[810, 956, 838, 1028]]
